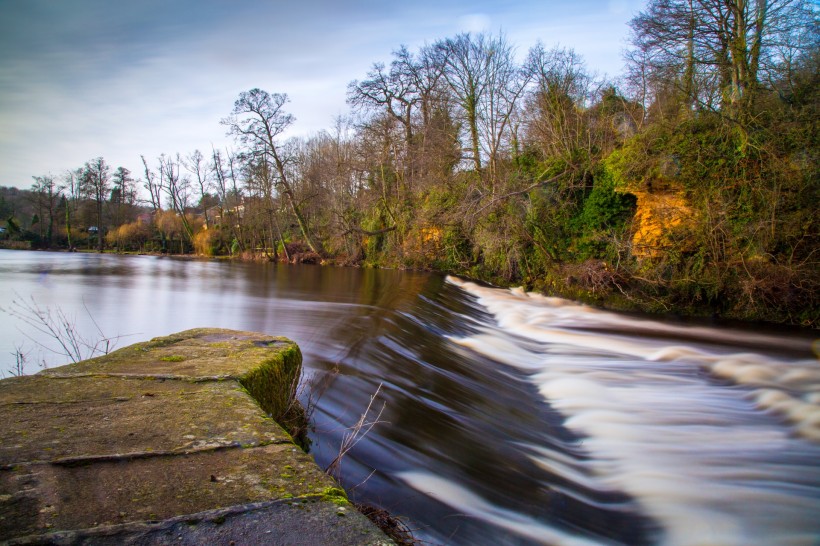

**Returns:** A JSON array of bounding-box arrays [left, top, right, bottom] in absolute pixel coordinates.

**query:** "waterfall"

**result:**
[[432, 277, 820, 545]]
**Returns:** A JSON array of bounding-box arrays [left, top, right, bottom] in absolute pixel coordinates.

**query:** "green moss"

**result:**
[[160, 355, 185, 362], [320, 486, 349, 507], [238, 344, 302, 423]]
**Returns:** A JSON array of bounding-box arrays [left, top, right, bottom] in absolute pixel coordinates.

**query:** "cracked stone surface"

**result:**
[[0, 328, 392, 545]]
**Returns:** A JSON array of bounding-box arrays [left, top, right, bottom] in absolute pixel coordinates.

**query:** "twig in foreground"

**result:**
[[325, 382, 386, 480]]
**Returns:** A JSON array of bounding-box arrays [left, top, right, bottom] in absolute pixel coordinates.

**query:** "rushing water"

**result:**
[[1, 249, 818, 545]]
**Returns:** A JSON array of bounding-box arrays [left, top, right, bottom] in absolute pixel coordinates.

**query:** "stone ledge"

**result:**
[[0, 328, 393, 545], [5, 498, 392, 546]]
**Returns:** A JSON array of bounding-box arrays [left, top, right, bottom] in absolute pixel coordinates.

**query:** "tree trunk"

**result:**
[[270, 148, 324, 256], [683, 0, 697, 113], [65, 201, 73, 251], [96, 199, 103, 253], [466, 95, 482, 172]]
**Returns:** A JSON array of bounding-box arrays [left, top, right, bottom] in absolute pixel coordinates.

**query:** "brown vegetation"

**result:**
[[3, 1, 816, 325]]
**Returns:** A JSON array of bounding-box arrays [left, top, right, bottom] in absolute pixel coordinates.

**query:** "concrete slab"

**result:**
[[0, 377, 290, 465], [0, 328, 393, 545]]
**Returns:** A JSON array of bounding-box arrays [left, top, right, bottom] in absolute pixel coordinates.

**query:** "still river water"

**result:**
[[1, 249, 819, 545]]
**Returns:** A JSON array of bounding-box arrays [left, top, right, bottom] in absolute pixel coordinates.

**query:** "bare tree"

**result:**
[[141, 155, 163, 213], [210, 146, 229, 213], [223, 89, 324, 255], [628, 0, 814, 120], [111, 166, 136, 228], [159, 153, 194, 246], [222, 147, 247, 253], [434, 32, 528, 192], [434, 32, 493, 173], [61, 168, 83, 250], [210, 146, 246, 247], [184, 149, 212, 227], [398, 44, 447, 132], [348, 56, 417, 150], [29, 175, 60, 247], [140, 155, 168, 252], [524, 44, 598, 173], [477, 33, 530, 189], [243, 156, 285, 260], [82, 157, 110, 253]]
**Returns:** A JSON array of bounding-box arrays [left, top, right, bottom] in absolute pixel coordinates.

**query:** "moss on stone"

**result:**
[[321, 487, 350, 507], [237, 343, 302, 424], [0, 329, 391, 544], [160, 355, 186, 362]]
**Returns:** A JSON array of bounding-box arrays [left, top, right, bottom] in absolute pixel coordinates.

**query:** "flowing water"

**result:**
[[1, 249, 818, 545]]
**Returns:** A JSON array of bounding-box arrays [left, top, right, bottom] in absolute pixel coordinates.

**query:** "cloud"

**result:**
[[457, 13, 493, 33], [0, 0, 645, 188]]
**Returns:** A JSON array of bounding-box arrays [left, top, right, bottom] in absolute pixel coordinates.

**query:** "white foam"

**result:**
[[447, 276, 820, 546], [397, 471, 611, 546], [523, 443, 621, 494], [447, 276, 820, 440]]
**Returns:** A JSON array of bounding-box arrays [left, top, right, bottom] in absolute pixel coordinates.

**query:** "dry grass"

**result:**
[[355, 502, 416, 545]]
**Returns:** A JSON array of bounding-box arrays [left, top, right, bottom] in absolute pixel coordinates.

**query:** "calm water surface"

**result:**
[[1, 249, 818, 545]]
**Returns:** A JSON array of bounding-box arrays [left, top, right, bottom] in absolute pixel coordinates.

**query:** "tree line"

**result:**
[[2, 0, 817, 325]]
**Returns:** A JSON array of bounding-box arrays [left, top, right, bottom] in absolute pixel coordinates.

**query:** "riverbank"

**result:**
[[3, 243, 817, 328], [237, 252, 820, 328], [0, 328, 394, 544]]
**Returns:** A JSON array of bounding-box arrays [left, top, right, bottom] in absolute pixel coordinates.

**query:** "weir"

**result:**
[[0, 328, 392, 545]]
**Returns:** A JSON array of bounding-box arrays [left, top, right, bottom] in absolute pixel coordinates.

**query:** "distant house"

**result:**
[[207, 203, 244, 227], [204, 206, 221, 228]]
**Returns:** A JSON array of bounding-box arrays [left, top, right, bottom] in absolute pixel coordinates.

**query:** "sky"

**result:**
[[0, 0, 647, 189]]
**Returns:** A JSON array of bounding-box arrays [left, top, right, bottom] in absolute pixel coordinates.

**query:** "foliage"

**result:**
[[106, 220, 152, 252], [2, 14, 817, 326], [573, 166, 637, 261], [193, 228, 230, 256]]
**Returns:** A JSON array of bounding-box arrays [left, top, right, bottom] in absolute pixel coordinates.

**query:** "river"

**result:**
[[1, 249, 818, 545]]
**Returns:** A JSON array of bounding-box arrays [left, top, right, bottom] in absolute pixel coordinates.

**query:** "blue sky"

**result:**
[[0, 0, 646, 189]]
